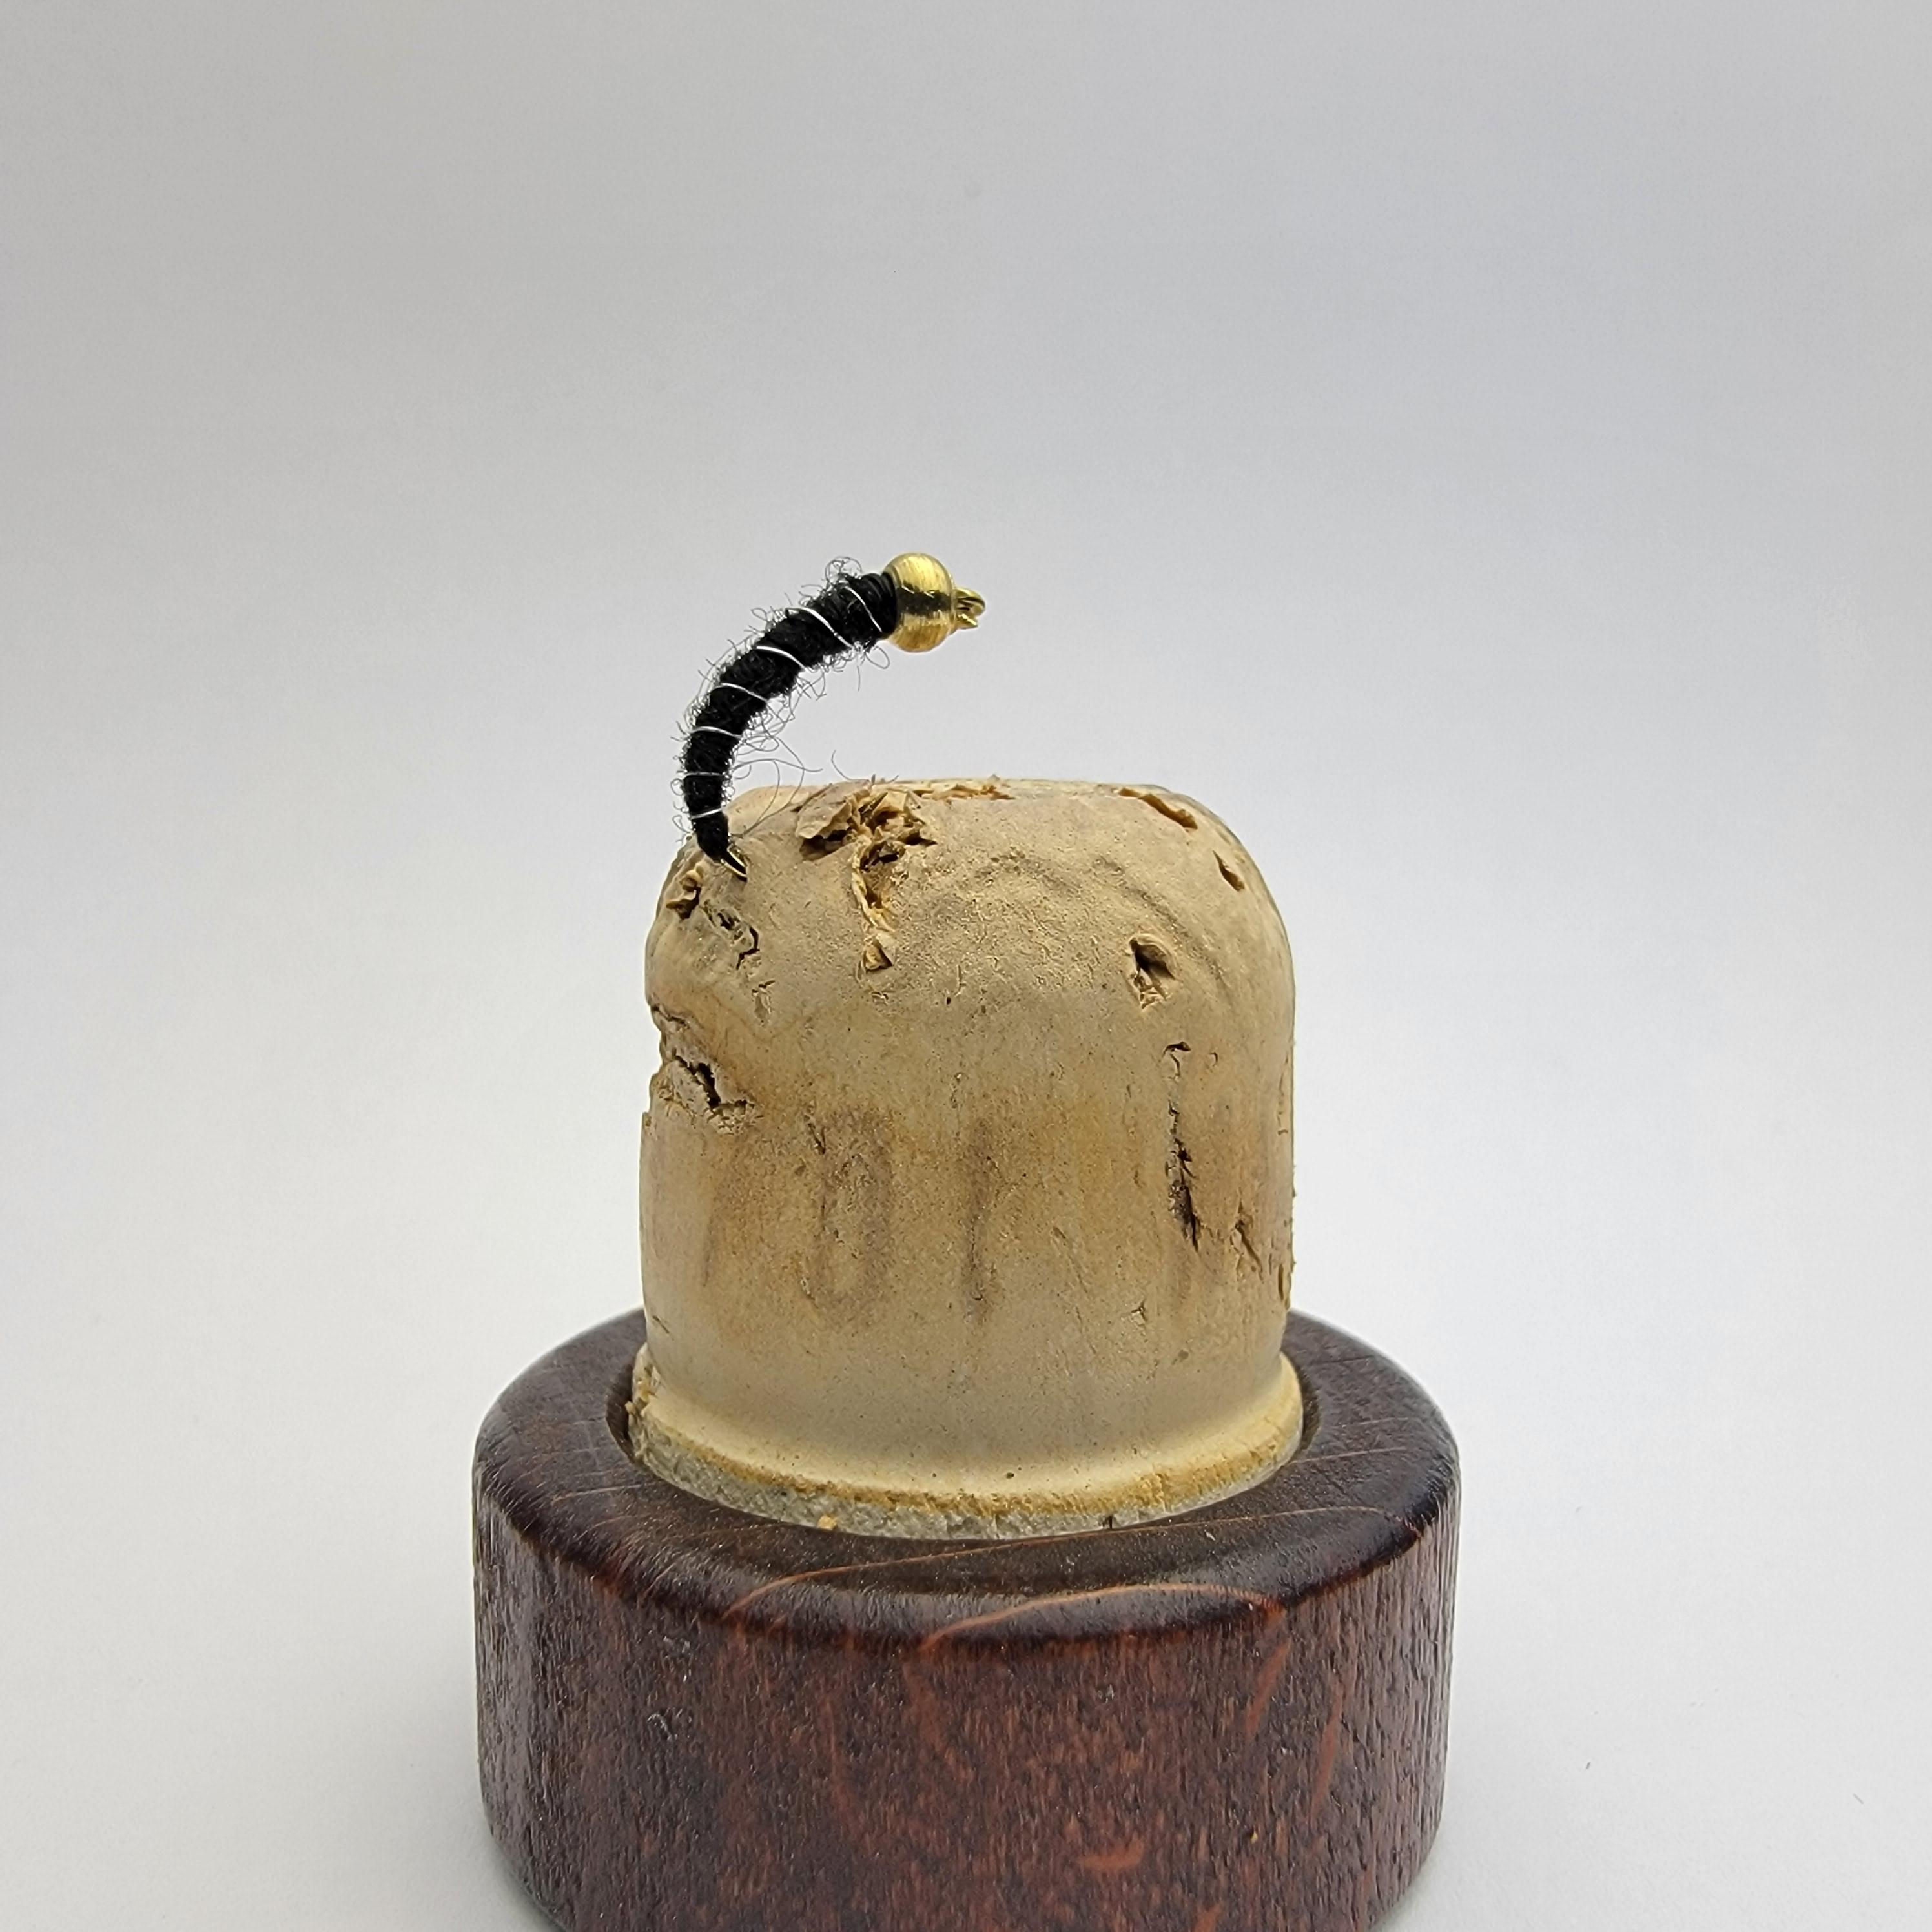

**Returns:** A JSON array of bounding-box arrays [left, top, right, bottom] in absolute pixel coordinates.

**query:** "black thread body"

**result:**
[[680, 570, 898, 862]]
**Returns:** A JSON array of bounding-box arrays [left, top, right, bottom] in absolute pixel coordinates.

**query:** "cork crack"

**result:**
[[705, 901, 760, 964], [661, 1047, 752, 1128], [1167, 1097, 1200, 1246], [1233, 1213, 1262, 1271], [1117, 785, 1198, 830], [799, 784, 935, 972], [1130, 935, 1177, 1006], [1160, 1040, 1200, 1246]]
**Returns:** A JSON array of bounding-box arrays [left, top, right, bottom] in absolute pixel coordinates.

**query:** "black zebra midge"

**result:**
[[678, 555, 983, 875]]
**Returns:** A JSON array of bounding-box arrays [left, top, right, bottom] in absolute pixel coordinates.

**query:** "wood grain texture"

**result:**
[[475, 1312, 1458, 1932]]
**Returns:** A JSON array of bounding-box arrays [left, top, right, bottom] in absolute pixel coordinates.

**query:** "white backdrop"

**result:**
[[3, 5, 1927, 1926]]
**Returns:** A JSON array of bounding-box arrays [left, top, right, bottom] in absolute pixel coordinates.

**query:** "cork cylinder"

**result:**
[[630, 778, 1302, 1537]]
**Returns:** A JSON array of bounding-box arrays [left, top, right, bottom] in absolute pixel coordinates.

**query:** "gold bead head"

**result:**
[[883, 553, 985, 653]]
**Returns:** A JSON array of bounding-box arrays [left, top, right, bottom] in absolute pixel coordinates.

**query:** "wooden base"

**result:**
[[474, 1313, 1458, 1932]]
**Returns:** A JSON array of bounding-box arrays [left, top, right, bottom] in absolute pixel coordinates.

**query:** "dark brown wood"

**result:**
[[475, 1313, 1457, 1932]]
